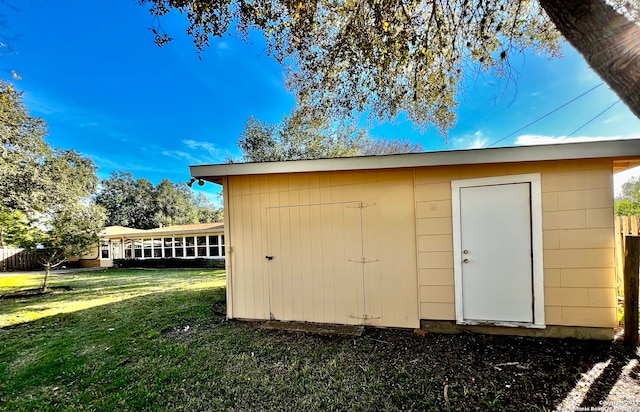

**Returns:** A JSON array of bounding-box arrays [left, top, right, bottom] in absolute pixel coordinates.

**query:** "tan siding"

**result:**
[[460, 164, 507, 179], [227, 169, 418, 328], [417, 217, 452, 235], [561, 307, 616, 327], [415, 166, 455, 320], [417, 234, 453, 252], [415, 160, 617, 329], [545, 306, 563, 324], [557, 188, 612, 211], [544, 268, 561, 287], [419, 268, 454, 286], [420, 302, 455, 320], [416, 200, 452, 219], [542, 210, 586, 230], [540, 162, 616, 328], [227, 158, 618, 331]]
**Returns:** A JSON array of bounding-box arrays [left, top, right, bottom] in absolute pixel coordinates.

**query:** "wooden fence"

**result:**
[[0, 248, 42, 272], [615, 216, 640, 295]]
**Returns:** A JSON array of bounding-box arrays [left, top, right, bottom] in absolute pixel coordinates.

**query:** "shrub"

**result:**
[[112, 258, 225, 269]]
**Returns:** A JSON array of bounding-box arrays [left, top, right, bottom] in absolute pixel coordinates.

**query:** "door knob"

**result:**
[[463, 250, 469, 254], [265, 255, 274, 260], [463, 258, 469, 263]]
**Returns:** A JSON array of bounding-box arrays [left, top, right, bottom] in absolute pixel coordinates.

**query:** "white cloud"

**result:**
[[451, 131, 489, 150], [162, 140, 233, 165], [161, 150, 199, 163]]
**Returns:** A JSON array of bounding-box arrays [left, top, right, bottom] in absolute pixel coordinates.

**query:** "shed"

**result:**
[[190, 140, 640, 339]]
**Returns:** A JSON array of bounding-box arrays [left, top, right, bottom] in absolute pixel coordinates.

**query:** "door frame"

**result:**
[[451, 173, 545, 328]]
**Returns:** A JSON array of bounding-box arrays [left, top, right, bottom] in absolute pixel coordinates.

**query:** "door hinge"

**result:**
[[348, 257, 379, 264], [350, 314, 381, 320], [346, 202, 376, 209]]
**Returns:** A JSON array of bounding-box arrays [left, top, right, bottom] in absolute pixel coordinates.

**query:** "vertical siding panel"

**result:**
[[342, 183, 363, 323], [268, 208, 283, 320], [247, 193, 262, 318], [310, 198, 325, 322], [289, 195, 305, 321], [361, 169, 418, 328], [249, 175, 261, 194], [362, 172, 383, 322], [320, 201, 337, 323], [240, 188, 256, 318], [229, 190, 246, 318], [260, 192, 271, 318], [331, 184, 349, 324], [281, 205, 294, 320], [259, 175, 270, 193], [298, 194, 315, 321]]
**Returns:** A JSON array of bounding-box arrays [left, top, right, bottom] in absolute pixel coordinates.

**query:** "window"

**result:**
[[208, 235, 219, 257], [197, 236, 207, 257], [100, 242, 109, 259], [185, 236, 195, 257], [153, 238, 162, 257], [174, 237, 184, 257], [124, 240, 133, 259], [163, 237, 173, 258], [208, 234, 225, 257], [143, 238, 152, 258], [134, 239, 143, 258]]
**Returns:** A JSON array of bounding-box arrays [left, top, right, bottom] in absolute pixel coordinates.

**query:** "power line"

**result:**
[[486, 82, 605, 148], [560, 100, 621, 141]]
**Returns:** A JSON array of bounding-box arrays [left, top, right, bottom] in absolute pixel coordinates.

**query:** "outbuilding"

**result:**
[[190, 140, 640, 339]]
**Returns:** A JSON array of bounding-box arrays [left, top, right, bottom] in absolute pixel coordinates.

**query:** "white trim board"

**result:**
[[451, 173, 545, 328], [191, 140, 640, 181]]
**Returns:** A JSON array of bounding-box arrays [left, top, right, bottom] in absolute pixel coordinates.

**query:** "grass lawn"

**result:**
[[1, 269, 639, 411]]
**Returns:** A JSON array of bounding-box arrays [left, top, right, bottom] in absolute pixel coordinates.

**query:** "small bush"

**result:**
[[112, 258, 225, 269]]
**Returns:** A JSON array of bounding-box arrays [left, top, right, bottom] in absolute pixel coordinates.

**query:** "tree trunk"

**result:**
[[538, 0, 640, 120], [42, 262, 51, 293]]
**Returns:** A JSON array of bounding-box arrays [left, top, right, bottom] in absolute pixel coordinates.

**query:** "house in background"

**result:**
[[189, 140, 640, 339], [74, 222, 225, 268]]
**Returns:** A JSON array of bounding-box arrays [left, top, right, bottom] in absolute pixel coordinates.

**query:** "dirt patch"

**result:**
[[0, 286, 73, 299], [161, 323, 200, 341], [261, 321, 365, 336], [237, 324, 640, 410]]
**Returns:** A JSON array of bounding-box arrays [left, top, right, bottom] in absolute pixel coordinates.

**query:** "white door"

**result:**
[[459, 183, 533, 323]]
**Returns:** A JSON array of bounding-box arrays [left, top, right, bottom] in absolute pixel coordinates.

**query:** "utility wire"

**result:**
[[560, 100, 621, 141], [486, 82, 605, 148]]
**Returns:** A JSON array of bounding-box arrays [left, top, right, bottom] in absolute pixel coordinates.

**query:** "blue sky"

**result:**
[[2, 1, 640, 203]]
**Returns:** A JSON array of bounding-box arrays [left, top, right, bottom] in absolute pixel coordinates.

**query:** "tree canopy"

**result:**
[[141, 0, 640, 135], [615, 176, 640, 216], [0, 81, 50, 215], [96, 171, 223, 229], [235, 112, 423, 162], [0, 80, 106, 287]]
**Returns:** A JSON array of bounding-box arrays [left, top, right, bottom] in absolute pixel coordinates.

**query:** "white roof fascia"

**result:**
[[190, 140, 640, 180], [101, 227, 224, 239]]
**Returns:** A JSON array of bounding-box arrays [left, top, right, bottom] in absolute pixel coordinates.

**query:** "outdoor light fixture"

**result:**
[[187, 177, 205, 187]]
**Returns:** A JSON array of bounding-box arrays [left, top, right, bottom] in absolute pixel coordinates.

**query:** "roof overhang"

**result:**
[[190, 140, 640, 184], [100, 224, 224, 239]]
